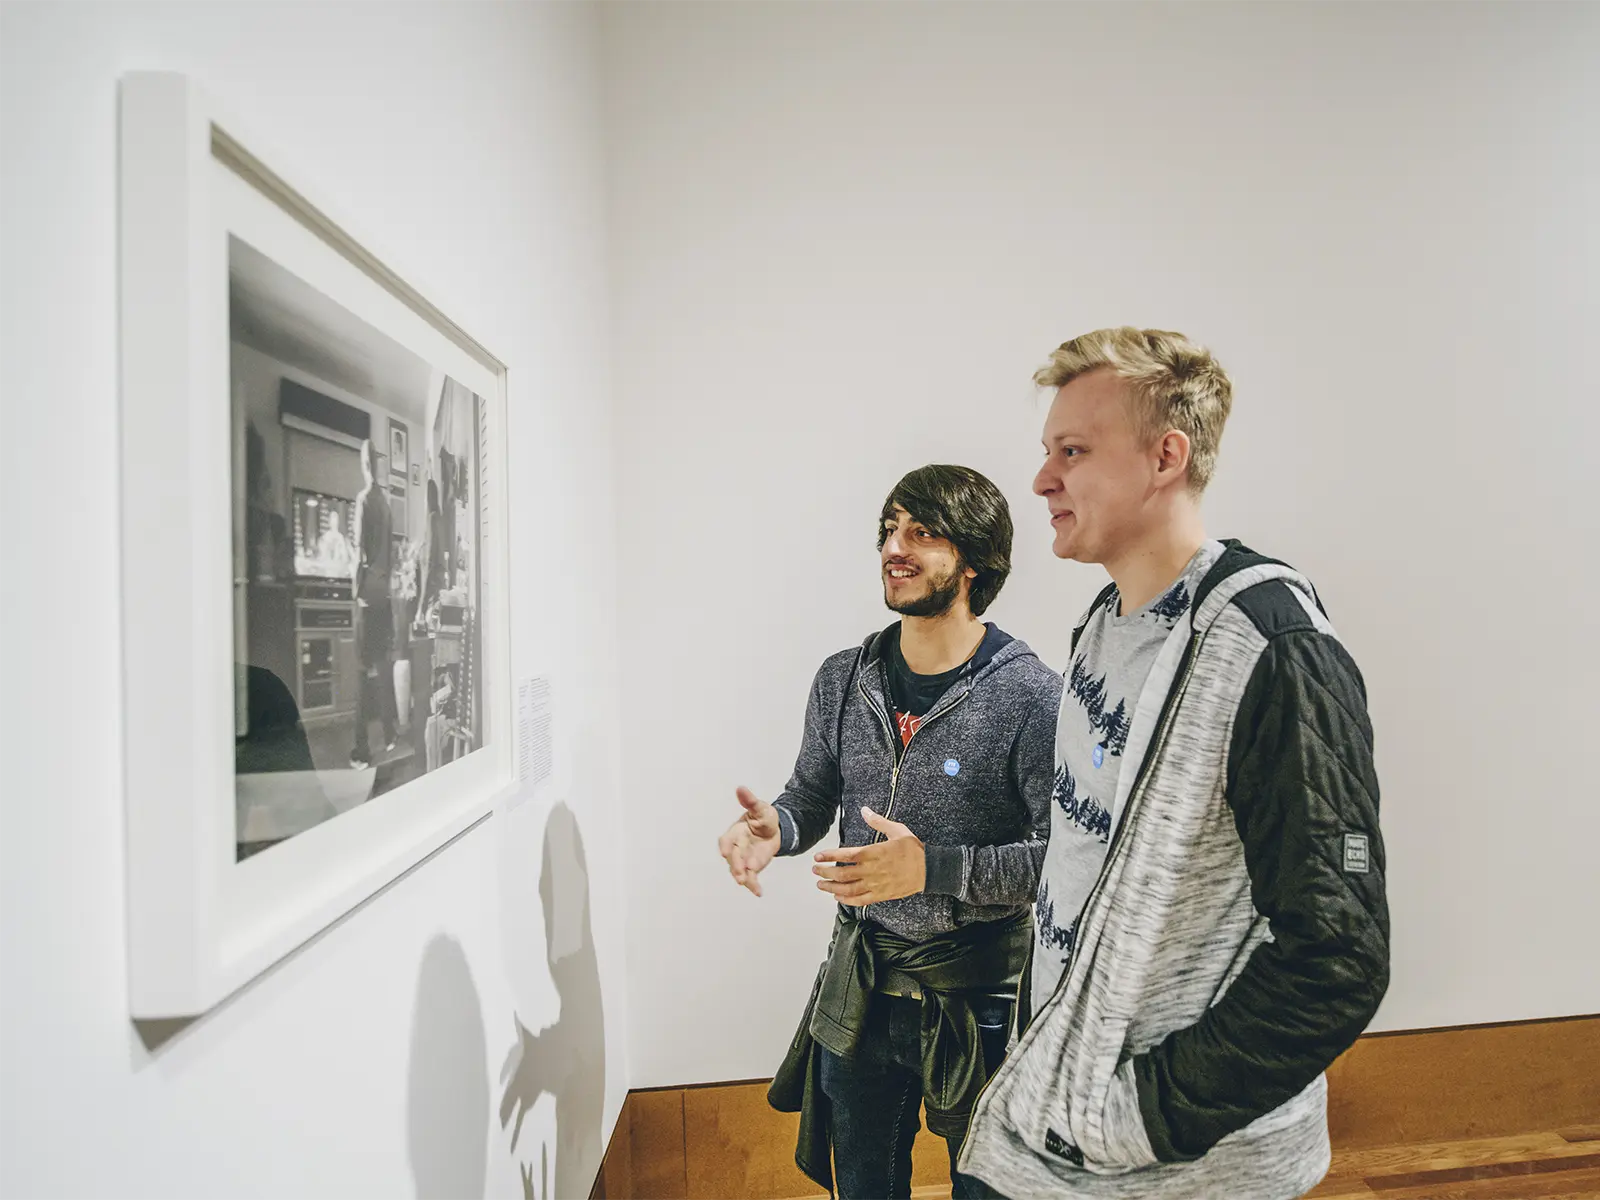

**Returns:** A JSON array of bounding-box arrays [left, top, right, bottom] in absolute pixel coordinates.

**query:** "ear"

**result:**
[[1153, 429, 1192, 490]]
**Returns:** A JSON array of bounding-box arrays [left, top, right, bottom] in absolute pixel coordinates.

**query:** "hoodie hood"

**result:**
[[1191, 541, 1326, 636], [860, 620, 1032, 681]]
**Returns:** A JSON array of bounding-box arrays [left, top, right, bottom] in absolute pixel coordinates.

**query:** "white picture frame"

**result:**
[[119, 72, 515, 1018]]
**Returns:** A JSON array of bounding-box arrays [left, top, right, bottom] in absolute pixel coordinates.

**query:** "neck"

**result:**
[[898, 605, 985, 674], [1104, 507, 1208, 615]]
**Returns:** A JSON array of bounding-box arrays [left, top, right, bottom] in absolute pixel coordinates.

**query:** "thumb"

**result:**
[[861, 806, 910, 837], [736, 786, 766, 814]]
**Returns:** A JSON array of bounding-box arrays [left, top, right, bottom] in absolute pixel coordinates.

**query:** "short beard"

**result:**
[[884, 565, 963, 618]]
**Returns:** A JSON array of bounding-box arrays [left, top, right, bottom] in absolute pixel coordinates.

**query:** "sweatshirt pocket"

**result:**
[[1084, 1058, 1160, 1173], [1019, 1027, 1158, 1177]]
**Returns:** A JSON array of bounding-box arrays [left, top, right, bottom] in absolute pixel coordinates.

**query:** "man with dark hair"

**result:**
[[717, 465, 1063, 1199], [350, 438, 397, 770]]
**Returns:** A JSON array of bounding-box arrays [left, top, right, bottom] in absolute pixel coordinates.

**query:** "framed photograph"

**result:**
[[119, 72, 514, 1017], [390, 424, 409, 478]]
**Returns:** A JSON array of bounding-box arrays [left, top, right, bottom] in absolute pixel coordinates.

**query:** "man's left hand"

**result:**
[[813, 807, 926, 904]]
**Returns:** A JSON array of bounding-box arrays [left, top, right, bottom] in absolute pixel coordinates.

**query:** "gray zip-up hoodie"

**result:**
[[958, 545, 1389, 1200], [774, 623, 1064, 941]]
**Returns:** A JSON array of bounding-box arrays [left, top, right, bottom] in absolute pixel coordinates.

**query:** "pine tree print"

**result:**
[[1035, 879, 1079, 955], [1069, 658, 1108, 724], [1148, 581, 1192, 624], [1051, 761, 1077, 813], [1051, 762, 1112, 841], [1101, 699, 1129, 757], [1069, 658, 1131, 761]]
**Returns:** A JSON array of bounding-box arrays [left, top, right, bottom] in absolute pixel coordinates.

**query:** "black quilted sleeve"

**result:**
[[1132, 625, 1390, 1162]]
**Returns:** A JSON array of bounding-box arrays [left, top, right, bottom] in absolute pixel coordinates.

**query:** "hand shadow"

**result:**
[[500, 802, 606, 1199], [518, 1147, 548, 1200]]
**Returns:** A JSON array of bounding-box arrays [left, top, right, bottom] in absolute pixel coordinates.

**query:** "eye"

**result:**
[[1061, 446, 1084, 459], [915, 529, 934, 539]]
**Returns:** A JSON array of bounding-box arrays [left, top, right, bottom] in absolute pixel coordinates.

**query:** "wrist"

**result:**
[[921, 843, 966, 897], [773, 805, 797, 855]]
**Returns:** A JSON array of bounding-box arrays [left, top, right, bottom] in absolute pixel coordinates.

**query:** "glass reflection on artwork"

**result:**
[[230, 234, 489, 861]]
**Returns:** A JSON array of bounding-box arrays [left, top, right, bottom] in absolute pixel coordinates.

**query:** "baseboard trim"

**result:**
[[1355, 1010, 1599, 1038], [593, 1013, 1600, 1199], [1325, 1012, 1600, 1149]]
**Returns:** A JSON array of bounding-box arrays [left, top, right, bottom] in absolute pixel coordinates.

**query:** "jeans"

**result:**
[[820, 992, 1011, 1200]]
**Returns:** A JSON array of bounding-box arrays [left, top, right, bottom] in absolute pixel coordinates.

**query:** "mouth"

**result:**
[[884, 565, 920, 583], [1050, 511, 1074, 527]]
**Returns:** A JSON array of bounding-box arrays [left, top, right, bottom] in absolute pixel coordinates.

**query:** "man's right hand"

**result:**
[[718, 786, 783, 898]]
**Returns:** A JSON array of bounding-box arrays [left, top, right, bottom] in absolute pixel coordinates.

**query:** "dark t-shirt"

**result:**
[[883, 627, 980, 750]]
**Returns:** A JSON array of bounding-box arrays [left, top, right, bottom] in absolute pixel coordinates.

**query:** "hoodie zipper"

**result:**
[[956, 628, 1208, 1165], [856, 672, 971, 845]]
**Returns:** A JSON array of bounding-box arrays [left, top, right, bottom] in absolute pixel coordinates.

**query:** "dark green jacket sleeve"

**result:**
[[1132, 616, 1391, 1162]]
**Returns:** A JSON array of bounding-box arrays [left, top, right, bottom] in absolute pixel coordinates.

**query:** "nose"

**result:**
[[1033, 462, 1057, 497]]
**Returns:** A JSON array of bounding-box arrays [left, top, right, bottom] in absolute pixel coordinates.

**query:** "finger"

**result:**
[[817, 879, 870, 900], [744, 872, 763, 898], [736, 786, 763, 813], [818, 883, 871, 902], [812, 862, 863, 882], [861, 806, 907, 836], [815, 846, 866, 864]]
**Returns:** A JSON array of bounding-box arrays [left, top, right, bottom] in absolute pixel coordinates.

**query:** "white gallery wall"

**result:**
[[0, 3, 627, 1198], [603, 1, 1600, 1087]]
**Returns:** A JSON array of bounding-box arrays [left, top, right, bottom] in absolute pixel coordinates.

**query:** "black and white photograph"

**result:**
[[230, 234, 488, 861]]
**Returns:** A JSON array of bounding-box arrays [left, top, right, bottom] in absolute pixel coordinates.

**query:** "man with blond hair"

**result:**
[[959, 329, 1390, 1199]]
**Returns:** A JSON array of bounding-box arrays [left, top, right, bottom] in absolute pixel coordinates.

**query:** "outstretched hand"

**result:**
[[717, 786, 782, 897], [812, 806, 926, 905]]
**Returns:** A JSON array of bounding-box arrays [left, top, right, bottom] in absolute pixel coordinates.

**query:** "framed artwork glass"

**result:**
[[120, 72, 514, 1017]]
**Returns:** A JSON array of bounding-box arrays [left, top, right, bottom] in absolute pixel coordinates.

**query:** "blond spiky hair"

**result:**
[[1035, 327, 1234, 492]]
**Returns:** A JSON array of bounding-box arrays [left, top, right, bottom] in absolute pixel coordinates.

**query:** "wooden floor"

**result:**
[[771, 1128, 1600, 1200], [603, 1091, 1600, 1200], [597, 1016, 1600, 1200], [1307, 1126, 1600, 1200], [882, 1130, 1600, 1200]]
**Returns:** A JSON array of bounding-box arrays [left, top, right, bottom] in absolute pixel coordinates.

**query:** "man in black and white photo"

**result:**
[[351, 437, 397, 770]]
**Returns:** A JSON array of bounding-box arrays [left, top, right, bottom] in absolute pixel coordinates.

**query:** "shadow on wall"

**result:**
[[407, 934, 490, 1200], [500, 801, 607, 1200]]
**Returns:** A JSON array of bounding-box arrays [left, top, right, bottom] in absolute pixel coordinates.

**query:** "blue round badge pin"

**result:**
[[1093, 744, 1105, 769], [944, 759, 960, 777]]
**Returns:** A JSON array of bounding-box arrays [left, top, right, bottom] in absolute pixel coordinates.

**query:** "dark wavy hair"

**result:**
[[878, 465, 1013, 616]]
